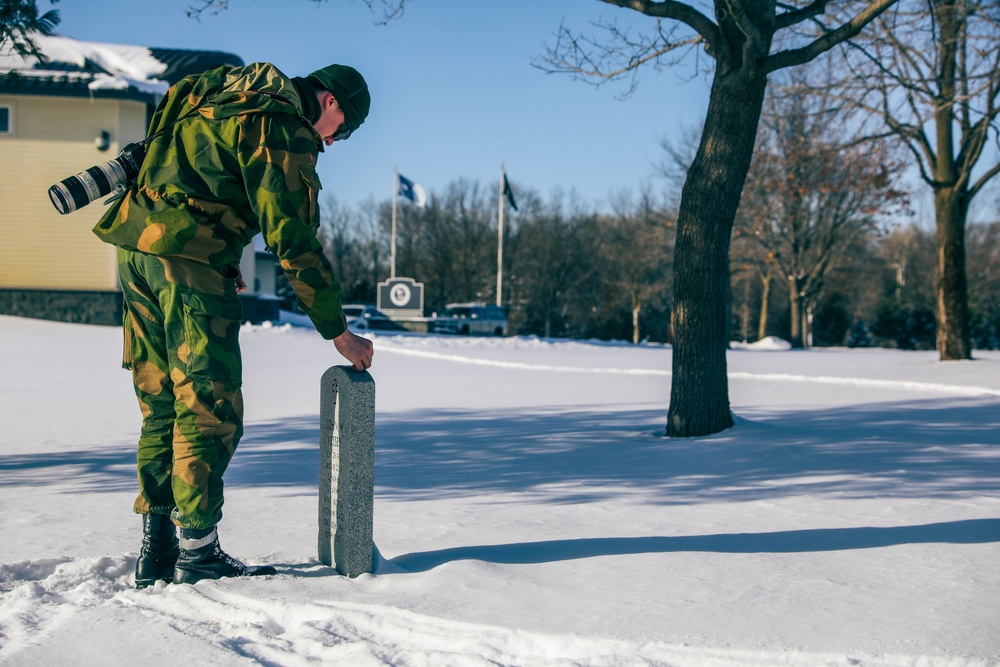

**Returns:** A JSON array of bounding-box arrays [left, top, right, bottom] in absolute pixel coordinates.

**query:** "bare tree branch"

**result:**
[[185, 0, 228, 19], [535, 17, 703, 96], [775, 0, 832, 29], [765, 0, 897, 73], [968, 160, 1000, 203], [597, 0, 720, 51], [185, 0, 405, 24]]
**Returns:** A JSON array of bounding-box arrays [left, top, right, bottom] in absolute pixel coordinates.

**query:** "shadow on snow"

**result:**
[[362, 398, 1000, 504], [2, 397, 998, 507], [387, 518, 1000, 572]]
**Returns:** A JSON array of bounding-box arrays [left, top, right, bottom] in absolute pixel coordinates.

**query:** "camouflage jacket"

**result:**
[[94, 62, 347, 339]]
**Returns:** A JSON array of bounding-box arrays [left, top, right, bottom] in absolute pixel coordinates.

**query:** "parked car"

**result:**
[[433, 302, 507, 336], [343, 304, 407, 332]]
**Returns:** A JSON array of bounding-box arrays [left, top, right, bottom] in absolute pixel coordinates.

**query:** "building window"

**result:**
[[0, 106, 10, 134]]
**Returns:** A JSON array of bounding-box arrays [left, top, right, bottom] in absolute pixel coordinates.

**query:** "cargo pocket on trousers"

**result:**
[[122, 307, 134, 371], [180, 291, 243, 386]]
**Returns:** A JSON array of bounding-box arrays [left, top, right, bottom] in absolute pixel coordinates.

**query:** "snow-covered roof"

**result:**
[[0, 34, 242, 101]]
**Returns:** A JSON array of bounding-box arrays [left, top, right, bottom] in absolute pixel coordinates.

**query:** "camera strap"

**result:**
[[99, 103, 208, 207]]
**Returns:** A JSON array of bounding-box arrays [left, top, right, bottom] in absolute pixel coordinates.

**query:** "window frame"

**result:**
[[0, 105, 12, 135]]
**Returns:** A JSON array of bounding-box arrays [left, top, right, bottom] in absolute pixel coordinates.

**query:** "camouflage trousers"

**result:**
[[118, 247, 243, 529]]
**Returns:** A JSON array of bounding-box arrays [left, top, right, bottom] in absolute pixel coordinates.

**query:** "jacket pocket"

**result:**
[[299, 165, 322, 230], [180, 291, 243, 386]]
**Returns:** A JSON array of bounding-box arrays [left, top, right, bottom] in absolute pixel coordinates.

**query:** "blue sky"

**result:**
[[54, 0, 711, 212]]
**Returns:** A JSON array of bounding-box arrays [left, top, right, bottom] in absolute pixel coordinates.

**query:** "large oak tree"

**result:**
[[540, 1, 898, 436]]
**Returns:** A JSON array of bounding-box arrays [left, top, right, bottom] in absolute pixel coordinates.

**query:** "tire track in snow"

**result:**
[[375, 342, 1000, 398]]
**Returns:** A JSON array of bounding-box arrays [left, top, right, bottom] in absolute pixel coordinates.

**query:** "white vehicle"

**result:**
[[433, 302, 507, 336]]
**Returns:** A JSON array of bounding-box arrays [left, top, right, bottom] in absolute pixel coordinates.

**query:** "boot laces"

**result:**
[[213, 542, 245, 572]]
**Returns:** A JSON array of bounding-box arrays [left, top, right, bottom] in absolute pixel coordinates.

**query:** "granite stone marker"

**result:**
[[318, 365, 375, 577]]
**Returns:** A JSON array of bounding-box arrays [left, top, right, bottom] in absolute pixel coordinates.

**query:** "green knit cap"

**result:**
[[307, 64, 370, 137]]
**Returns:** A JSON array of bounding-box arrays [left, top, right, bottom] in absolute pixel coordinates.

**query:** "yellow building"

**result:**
[[0, 35, 246, 324]]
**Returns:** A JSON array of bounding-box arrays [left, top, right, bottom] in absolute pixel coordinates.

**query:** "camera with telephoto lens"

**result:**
[[48, 141, 147, 215]]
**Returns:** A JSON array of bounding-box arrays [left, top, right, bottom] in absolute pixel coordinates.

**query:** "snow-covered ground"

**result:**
[[1, 315, 998, 666]]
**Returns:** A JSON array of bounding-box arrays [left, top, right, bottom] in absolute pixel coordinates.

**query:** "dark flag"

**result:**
[[502, 172, 518, 212]]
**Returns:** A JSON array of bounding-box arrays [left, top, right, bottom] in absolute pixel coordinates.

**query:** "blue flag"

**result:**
[[398, 173, 426, 207]]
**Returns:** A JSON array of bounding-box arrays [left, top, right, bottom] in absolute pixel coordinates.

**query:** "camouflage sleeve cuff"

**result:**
[[313, 310, 349, 340]]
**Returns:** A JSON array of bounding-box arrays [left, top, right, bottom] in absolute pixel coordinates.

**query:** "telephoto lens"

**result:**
[[48, 141, 146, 215]]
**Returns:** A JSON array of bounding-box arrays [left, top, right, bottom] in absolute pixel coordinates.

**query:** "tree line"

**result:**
[[311, 183, 675, 345], [309, 165, 999, 351]]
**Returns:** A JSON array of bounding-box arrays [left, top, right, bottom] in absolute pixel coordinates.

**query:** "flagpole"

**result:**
[[391, 165, 398, 279], [497, 162, 504, 308]]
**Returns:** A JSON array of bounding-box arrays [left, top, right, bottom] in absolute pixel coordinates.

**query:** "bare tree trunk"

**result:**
[[931, 3, 973, 360], [758, 272, 771, 341], [934, 188, 971, 359], [740, 277, 751, 343], [804, 304, 812, 348], [788, 276, 804, 348], [632, 304, 640, 345], [724, 266, 733, 347], [667, 69, 767, 437]]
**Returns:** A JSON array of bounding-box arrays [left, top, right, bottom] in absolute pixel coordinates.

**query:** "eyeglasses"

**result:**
[[332, 122, 353, 142]]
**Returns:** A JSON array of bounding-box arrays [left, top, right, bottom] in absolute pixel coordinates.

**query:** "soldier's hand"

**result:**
[[333, 329, 374, 371]]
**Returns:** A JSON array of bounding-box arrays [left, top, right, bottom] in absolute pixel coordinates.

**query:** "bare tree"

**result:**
[[880, 223, 935, 310], [318, 195, 358, 283], [839, 0, 1000, 360], [607, 187, 674, 344], [512, 193, 597, 338], [184, 0, 404, 23], [539, 1, 898, 436], [966, 220, 1000, 348], [737, 81, 906, 348], [353, 196, 389, 302], [727, 228, 773, 342], [315, 194, 388, 303]]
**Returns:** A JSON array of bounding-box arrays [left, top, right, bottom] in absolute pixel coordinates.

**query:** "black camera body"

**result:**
[[48, 141, 147, 215]]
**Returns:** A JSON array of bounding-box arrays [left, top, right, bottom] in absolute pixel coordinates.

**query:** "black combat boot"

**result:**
[[135, 513, 179, 589], [173, 525, 277, 585]]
